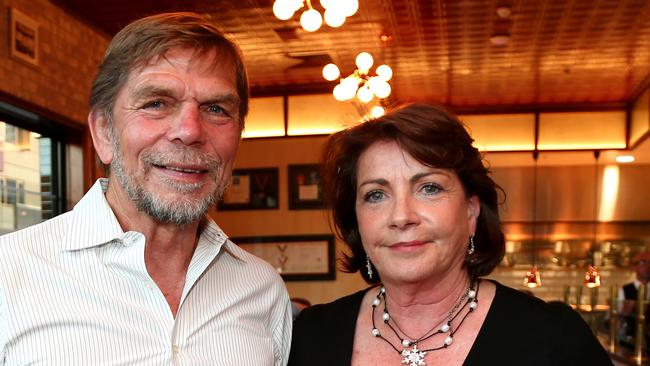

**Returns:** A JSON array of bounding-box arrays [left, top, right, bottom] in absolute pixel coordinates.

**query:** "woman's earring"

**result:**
[[468, 235, 476, 255], [366, 255, 373, 279]]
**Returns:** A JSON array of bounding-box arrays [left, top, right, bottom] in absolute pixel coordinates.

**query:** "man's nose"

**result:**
[[167, 106, 205, 145]]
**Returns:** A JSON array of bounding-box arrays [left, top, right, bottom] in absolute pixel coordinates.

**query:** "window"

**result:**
[[5, 124, 31, 147], [0, 118, 67, 234]]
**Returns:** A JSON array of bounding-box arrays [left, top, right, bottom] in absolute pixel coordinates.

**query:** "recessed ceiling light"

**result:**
[[489, 33, 510, 46], [496, 6, 512, 19], [615, 155, 635, 163]]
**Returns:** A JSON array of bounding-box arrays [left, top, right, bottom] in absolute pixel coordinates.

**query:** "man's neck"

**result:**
[[104, 182, 203, 316]]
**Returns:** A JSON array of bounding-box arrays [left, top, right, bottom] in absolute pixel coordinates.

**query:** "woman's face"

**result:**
[[355, 140, 480, 285]]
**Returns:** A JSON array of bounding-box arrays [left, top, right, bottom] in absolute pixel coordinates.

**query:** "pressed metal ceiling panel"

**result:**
[[52, 0, 650, 110]]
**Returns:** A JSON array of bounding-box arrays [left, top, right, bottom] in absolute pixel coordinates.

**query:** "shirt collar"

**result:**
[[60, 178, 244, 262], [61, 178, 125, 251]]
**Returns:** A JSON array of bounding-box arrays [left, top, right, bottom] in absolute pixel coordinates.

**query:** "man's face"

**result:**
[[99, 47, 242, 225], [636, 257, 650, 283]]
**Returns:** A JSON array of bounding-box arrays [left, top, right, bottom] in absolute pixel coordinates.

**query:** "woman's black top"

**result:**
[[288, 280, 612, 366]]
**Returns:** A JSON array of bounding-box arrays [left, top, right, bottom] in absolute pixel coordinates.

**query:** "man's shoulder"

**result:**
[[224, 239, 282, 282], [0, 210, 73, 249], [225, 239, 282, 275]]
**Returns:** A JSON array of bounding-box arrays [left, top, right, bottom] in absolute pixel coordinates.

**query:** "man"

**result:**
[[0, 13, 291, 365], [617, 251, 650, 348]]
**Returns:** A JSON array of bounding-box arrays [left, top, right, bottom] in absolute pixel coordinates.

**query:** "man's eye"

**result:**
[[207, 105, 225, 114], [142, 100, 164, 109]]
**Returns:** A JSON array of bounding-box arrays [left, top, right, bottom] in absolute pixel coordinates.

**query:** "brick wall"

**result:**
[[0, 0, 108, 126]]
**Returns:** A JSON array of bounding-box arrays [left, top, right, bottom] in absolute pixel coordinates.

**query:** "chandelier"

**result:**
[[322, 52, 392, 105], [273, 0, 359, 32]]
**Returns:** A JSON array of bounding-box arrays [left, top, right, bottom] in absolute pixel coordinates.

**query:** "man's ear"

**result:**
[[87, 109, 114, 165]]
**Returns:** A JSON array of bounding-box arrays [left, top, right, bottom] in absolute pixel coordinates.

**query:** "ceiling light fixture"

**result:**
[[584, 151, 601, 288], [490, 5, 512, 46], [615, 155, 635, 163], [273, 0, 359, 32], [323, 52, 393, 104], [523, 151, 542, 288], [489, 33, 510, 46]]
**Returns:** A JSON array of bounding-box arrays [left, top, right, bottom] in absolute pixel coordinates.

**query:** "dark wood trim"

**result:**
[[628, 89, 650, 149], [282, 95, 288, 137], [0, 90, 85, 137]]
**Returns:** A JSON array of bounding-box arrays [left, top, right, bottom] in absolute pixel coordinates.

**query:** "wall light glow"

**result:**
[[598, 165, 619, 221]]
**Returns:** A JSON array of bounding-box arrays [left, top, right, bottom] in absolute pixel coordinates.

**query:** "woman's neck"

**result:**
[[379, 271, 472, 335]]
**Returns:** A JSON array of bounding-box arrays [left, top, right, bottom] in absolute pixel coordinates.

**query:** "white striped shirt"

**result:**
[[0, 179, 292, 365]]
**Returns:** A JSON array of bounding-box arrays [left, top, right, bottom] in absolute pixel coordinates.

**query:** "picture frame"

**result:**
[[288, 164, 325, 210], [233, 234, 336, 281], [9, 7, 39, 66], [219, 168, 279, 210]]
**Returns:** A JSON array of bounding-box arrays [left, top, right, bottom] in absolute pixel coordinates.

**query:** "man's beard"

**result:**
[[110, 135, 228, 226]]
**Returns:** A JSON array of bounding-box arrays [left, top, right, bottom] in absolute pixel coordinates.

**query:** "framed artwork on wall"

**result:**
[[233, 234, 336, 281], [288, 164, 325, 210], [219, 168, 279, 210], [9, 8, 39, 66]]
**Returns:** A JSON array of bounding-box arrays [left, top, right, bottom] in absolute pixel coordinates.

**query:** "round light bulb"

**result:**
[[342, 0, 359, 17], [374, 81, 391, 99], [300, 9, 323, 32], [367, 76, 381, 93], [355, 52, 374, 73], [320, 0, 335, 10], [370, 105, 385, 118], [376, 64, 393, 81], [289, 0, 304, 12], [342, 75, 360, 90], [324, 9, 346, 28], [322, 63, 340, 81], [338, 80, 357, 100], [273, 0, 296, 20], [357, 86, 374, 104], [333, 84, 348, 101]]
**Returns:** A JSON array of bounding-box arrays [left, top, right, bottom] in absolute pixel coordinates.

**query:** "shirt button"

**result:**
[[172, 345, 180, 355]]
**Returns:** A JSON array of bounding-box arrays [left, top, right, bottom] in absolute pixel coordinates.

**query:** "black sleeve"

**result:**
[[288, 291, 364, 366], [554, 305, 613, 366]]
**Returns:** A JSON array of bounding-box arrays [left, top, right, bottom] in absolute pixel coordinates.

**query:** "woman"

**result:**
[[288, 103, 611, 366]]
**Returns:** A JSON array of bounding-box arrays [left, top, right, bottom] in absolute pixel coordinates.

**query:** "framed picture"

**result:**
[[220, 168, 278, 210], [9, 8, 39, 66], [233, 234, 336, 281], [288, 164, 325, 210]]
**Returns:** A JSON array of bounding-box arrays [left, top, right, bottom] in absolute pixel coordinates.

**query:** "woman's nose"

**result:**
[[389, 196, 420, 229]]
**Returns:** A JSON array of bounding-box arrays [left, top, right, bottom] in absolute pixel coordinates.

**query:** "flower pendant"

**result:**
[[401, 344, 426, 366]]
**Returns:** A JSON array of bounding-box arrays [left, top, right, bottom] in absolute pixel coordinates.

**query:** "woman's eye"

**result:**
[[364, 190, 385, 203], [422, 183, 441, 195]]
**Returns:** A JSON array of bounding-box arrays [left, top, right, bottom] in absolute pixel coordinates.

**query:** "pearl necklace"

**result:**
[[370, 281, 479, 366]]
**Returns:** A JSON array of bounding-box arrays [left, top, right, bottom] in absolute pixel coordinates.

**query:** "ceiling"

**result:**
[[52, 0, 650, 111], [51, 0, 650, 165]]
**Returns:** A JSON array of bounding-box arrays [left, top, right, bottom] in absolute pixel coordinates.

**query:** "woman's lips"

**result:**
[[389, 240, 428, 251]]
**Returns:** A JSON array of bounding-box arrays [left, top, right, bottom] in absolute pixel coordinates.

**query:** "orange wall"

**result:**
[[0, 0, 108, 125], [211, 136, 367, 305]]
